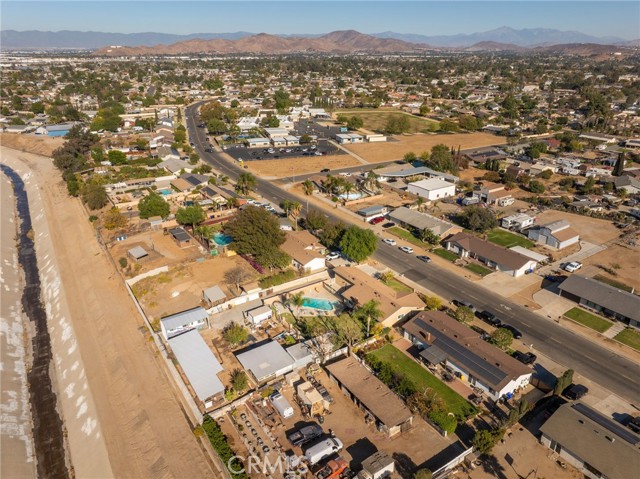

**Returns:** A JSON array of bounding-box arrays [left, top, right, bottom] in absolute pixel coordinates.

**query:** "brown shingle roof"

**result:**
[[446, 232, 532, 270]]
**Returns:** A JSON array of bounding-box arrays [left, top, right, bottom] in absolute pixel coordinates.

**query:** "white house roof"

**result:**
[[161, 307, 208, 331], [235, 340, 295, 381], [509, 246, 548, 263], [168, 330, 224, 401], [409, 178, 454, 191]]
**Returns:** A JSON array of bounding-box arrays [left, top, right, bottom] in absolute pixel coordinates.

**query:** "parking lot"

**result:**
[[224, 138, 344, 162]]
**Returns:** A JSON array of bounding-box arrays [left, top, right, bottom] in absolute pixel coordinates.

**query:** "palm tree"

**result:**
[[288, 201, 302, 229], [354, 299, 383, 337], [365, 171, 380, 191], [285, 292, 305, 319], [195, 225, 215, 247], [342, 182, 354, 204], [302, 180, 314, 196], [235, 172, 256, 195]]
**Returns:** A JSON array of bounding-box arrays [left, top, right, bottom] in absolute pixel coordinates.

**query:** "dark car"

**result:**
[[477, 310, 501, 327], [417, 255, 432, 263], [452, 299, 475, 312], [563, 384, 589, 400], [286, 423, 323, 447], [627, 416, 640, 434], [512, 351, 537, 365], [502, 324, 523, 339], [320, 168, 330, 173], [204, 147, 213, 153]]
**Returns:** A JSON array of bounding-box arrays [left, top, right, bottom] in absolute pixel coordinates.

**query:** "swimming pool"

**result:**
[[158, 188, 173, 196], [339, 192, 364, 201], [302, 297, 334, 311], [212, 232, 233, 246]]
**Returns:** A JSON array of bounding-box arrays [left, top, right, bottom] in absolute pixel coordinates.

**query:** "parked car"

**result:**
[[383, 238, 396, 246], [477, 310, 501, 327], [452, 299, 475, 312], [287, 423, 323, 447], [416, 255, 432, 263], [304, 437, 344, 465], [512, 351, 537, 365], [627, 416, 640, 434], [563, 383, 589, 400], [382, 222, 395, 229], [399, 246, 414, 254], [369, 216, 384, 225], [563, 261, 582, 273], [502, 324, 523, 339], [204, 147, 213, 153], [320, 168, 330, 173], [325, 252, 340, 261]]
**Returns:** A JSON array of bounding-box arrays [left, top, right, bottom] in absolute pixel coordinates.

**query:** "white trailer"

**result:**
[[304, 437, 343, 465], [269, 391, 294, 419]]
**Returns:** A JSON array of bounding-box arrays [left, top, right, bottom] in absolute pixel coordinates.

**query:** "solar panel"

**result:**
[[572, 403, 640, 445]]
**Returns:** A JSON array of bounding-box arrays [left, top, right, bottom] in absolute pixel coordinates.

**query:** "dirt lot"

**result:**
[[3, 147, 217, 478], [533, 210, 621, 245], [245, 154, 360, 178], [0, 133, 64, 156], [344, 132, 505, 163], [579, 243, 640, 291]]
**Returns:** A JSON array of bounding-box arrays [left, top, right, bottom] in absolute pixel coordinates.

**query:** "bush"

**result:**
[[118, 257, 128, 269], [201, 415, 247, 479], [223, 322, 249, 346], [428, 409, 457, 434], [192, 425, 205, 437], [258, 269, 297, 289], [231, 369, 248, 392], [89, 215, 98, 222]]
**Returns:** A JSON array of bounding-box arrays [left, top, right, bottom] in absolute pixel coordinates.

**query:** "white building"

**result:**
[[527, 220, 580, 250], [407, 178, 456, 201], [335, 133, 364, 144], [160, 307, 209, 340], [237, 116, 260, 131]]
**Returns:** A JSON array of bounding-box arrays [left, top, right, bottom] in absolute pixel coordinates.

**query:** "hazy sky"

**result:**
[[2, 1, 639, 39]]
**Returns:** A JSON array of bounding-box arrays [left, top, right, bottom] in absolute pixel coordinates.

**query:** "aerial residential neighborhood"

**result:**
[[1, 2, 640, 479]]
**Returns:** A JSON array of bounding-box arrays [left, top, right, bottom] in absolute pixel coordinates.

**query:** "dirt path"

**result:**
[[2, 147, 216, 478]]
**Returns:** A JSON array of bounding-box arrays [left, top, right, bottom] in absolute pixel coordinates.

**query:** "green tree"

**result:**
[[403, 151, 417, 163], [458, 115, 479, 131], [224, 205, 288, 269], [490, 328, 514, 350], [347, 116, 363, 130], [174, 125, 187, 143], [354, 299, 384, 336], [414, 469, 432, 479], [30, 101, 45, 114], [460, 206, 497, 232], [207, 119, 228, 135], [331, 313, 364, 351], [419, 103, 430, 116], [82, 183, 108, 210], [417, 228, 440, 245], [300, 134, 312, 144], [274, 88, 291, 113], [118, 257, 128, 269], [529, 180, 546, 194], [454, 306, 474, 324], [234, 172, 256, 195], [319, 221, 346, 249], [107, 149, 127, 165], [138, 192, 170, 219], [223, 323, 249, 346], [302, 179, 314, 196], [305, 209, 328, 231], [554, 369, 574, 395], [230, 369, 248, 392], [339, 226, 377, 263], [103, 207, 128, 230], [473, 429, 501, 455], [428, 144, 455, 173], [423, 295, 442, 311], [439, 118, 459, 132], [176, 205, 205, 228]]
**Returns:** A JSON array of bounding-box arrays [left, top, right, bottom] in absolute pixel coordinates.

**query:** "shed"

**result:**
[[245, 305, 273, 325], [168, 227, 192, 247], [127, 246, 149, 261], [297, 381, 325, 416], [203, 285, 227, 306]]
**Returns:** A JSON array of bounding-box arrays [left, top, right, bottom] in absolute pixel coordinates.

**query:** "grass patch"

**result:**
[[614, 328, 640, 351], [382, 277, 412, 294], [433, 248, 459, 262], [337, 109, 440, 134], [593, 274, 634, 293], [486, 229, 534, 249], [388, 226, 426, 248], [366, 344, 477, 419], [564, 307, 613, 333], [464, 263, 493, 277]]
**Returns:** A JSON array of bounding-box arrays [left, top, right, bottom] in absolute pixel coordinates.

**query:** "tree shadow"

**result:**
[[480, 454, 508, 479], [392, 452, 417, 479]]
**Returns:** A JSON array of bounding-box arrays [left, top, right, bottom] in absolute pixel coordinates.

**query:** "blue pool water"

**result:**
[[302, 297, 334, 311], [213, 233, 233, 246], [158, 188, 173, 196]]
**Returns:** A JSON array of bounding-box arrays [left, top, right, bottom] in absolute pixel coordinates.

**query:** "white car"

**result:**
[[326, 252, 340, 261], [564, 261, 582, 272], [383, 238, 397, 246], [399, 246, 414, 254]]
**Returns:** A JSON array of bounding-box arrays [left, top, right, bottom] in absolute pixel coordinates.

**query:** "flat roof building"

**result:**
[[235, 340, 295, 383], [160, 306, 209, 340], [407, 178, 456, 201]]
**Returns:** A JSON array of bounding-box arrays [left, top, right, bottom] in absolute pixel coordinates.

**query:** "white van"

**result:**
[[269, 392, 294, 419], [304, 437, 343, 465]]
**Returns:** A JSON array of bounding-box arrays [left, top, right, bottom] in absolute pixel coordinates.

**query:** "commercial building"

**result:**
[[325, 357, 413, 437], [335, 133, 364, 144], [403, 311, 531, 401], [558, 275, 640, 327], [527, 220, 580, 250], [160, 306, 210, 340], [539, 402, 640, 479], [407, 178, 456, 201]]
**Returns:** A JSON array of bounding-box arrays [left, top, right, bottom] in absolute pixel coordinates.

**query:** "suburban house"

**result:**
[[157, 145, 181, 161], [325, 356, 413, 437], [501, 213, 535, 230], [539, 402, 640, 479], [356, 205, 388, 222], [160, 306, 210, 340], [614, 175, 640, 195], [407, 178, 456, 201], [330, 266, 425, 327], [168, 329, 224, 409], [479, 182, 513, 206], [159, 157, 191, 174], [374, 165, 458, 184], [388, 207, 458, 238], [445, 232, 537, 277], [558, 275, 640, 327], [403, 311, 532, 401], [527, 220, 580, 250], [279, 231, 326, 273], [235, 339, 313, 383], [236, 116, 260, 131]]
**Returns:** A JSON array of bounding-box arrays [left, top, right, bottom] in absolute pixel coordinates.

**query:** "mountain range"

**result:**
[[1, 26, 635, 50]]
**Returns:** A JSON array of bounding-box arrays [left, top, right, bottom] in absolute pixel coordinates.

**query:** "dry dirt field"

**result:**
[[580, 243, 640, 291], [533, 210, 621, 245], [344, 132, 506, 163], [336, 109, 440, 134], [3, 147, 218, 478], [245, 154, 360, 178], [0, 133, 64, 156]]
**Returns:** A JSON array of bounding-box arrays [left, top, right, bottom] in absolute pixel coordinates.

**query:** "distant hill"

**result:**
[[373, 27, 626, 47], [464, 41, 527, 52], [92, 30, 429, 56]]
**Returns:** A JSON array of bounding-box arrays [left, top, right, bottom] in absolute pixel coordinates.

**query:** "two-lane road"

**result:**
[[185, 102, 640, 403]]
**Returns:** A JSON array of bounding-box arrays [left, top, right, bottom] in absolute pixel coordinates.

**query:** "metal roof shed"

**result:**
[[168, 330, 224, 403], [235, 340, 295, 382], [128, 246, 149, 261], [203, 285, 226, 305]]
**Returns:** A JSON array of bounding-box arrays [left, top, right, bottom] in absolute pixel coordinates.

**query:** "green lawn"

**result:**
[[366, 344, 477, 419], [388, 226, 427, 248], [593, 274, 634, 293], [464, 264, 493, 277], [614, 328, 640, 351], [383, 277, 412, 294], [564, 307, 613, 333], [486, 229, 535, 249], [433, 248, 459, 262], [336, 109, 440, 134]]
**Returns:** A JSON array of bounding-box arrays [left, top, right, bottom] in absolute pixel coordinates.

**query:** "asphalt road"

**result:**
[[186, 102, 640, 403]]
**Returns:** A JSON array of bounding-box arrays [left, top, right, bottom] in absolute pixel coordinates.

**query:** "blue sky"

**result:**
[[2, 1, 639, 39]]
